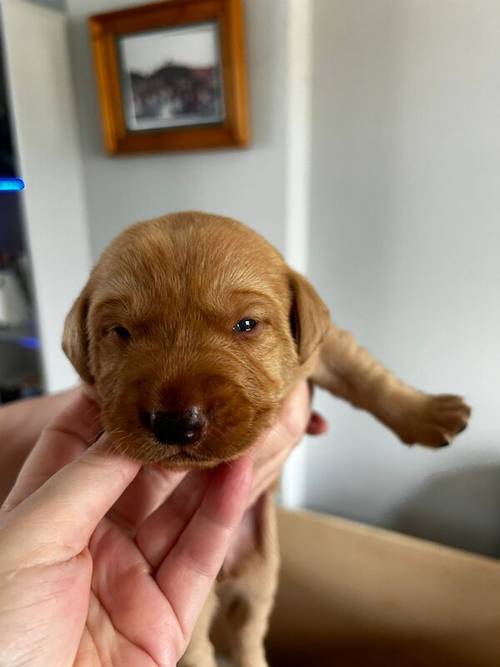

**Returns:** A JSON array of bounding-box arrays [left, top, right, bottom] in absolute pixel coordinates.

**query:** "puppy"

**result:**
[[63, 211, 470, 667]]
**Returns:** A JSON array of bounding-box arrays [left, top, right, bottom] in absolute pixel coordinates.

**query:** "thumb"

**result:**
[[1, 438, 140, 568]]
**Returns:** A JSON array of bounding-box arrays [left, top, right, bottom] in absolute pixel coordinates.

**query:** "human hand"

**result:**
[[246, 381, 328, 505], [0, 393, 252, 667], [0, 387, 78, 503]]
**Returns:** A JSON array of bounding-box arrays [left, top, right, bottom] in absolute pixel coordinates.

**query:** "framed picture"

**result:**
[[89, 0, 250, 154]]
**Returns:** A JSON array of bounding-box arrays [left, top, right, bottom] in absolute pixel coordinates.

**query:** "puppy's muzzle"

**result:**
[[146, 407, 207, 445]]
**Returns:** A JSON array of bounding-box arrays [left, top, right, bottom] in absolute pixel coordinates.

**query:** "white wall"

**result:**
[[31, 0, 65, 9], [65, 0, 290, 258], [306, 0, 500, 557]]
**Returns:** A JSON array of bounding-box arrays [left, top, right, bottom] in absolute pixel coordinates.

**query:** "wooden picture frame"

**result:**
[[89, 0, 250, 154]]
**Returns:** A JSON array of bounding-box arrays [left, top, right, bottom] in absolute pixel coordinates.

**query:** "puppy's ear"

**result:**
[[62, 285, 94, 384], [289, 269, 330, 364]]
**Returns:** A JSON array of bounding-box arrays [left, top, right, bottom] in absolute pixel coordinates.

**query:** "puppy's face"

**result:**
[[63, 213, 329, 469]]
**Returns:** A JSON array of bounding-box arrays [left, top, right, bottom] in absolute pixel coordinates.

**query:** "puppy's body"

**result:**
[[63, 212, 470, 666]]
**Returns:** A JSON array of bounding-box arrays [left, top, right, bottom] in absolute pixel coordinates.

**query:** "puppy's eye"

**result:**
[[112, 325, 131, 341], [233, 318, 258, 333]]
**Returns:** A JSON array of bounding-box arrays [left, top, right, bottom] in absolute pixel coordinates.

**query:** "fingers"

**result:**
[[3, 391, 101, 511], [1, 438, 141, 568], [0, 386, 79, 455], [247, 382, 311, 499], [107, 465, 188, 534], [249, 382, 311, 463], [278, 380, 314, 441], [0, 387, 79, 504], [135, 469, 213, 568], [155, 457, 252, 640], [306, 411, 329, 435], [245, 383, 328, 505]]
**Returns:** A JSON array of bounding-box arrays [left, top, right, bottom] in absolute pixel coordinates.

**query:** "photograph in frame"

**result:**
[[89, 0, 249, 153], [119, 21, 225, 132]]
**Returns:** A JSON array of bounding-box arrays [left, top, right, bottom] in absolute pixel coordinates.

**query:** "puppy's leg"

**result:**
[[179, 586, 218, 667], [220, 491, 279, 667], [312, 323, 471, 447]]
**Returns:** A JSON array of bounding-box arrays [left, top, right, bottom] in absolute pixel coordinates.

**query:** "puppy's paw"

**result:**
[[394, 393, 471, 448]]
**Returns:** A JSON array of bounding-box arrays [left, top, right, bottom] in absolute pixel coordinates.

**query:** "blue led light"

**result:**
[[0, 178, 25, 192], [19, 336, 40, 350]]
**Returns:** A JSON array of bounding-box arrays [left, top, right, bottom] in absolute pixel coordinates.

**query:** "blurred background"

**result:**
[[1, 0, 499, 558]]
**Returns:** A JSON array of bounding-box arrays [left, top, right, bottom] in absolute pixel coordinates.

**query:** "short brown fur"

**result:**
[[63, 211, 470, 667]]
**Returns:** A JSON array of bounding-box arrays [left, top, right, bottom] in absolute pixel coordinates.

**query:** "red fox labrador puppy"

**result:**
[[63, 211, 470, 667]]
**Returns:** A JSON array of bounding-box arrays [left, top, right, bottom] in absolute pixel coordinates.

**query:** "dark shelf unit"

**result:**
[[0, 30, 43, 403]]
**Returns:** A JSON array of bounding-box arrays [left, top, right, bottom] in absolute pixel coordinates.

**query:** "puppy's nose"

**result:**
[[149, 407, 206, 445]]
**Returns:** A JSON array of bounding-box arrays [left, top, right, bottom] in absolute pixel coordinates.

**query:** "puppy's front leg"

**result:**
[[312, 323, 470, 447], [220, 491, 279, 667]]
